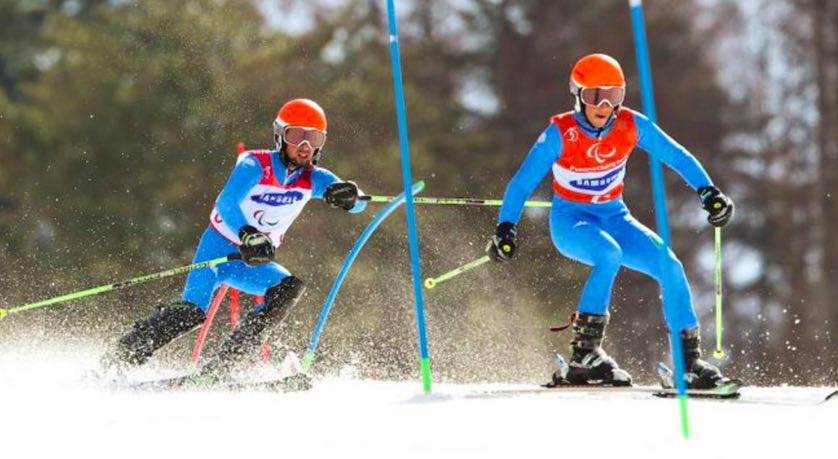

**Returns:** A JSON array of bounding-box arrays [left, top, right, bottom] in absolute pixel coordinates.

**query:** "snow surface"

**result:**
[[2, 350, 835, 459]]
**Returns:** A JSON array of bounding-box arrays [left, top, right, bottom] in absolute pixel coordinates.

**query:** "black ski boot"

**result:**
[[196, 276, 305, 382], [100, 301, 206, 376], [551, 313, 632, 387], [681, 327, 726, 389]]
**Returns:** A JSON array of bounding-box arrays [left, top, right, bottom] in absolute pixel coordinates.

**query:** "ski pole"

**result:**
[[713, 227, 725, 359], [360, 195, 551, 208], [0, 253, 241, 320], [424, 255, 490, 290]]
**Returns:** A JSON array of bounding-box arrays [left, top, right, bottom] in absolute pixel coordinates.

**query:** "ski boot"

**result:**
[[99, 301, 206, 379], [550, 313, 632, 387], [281, 373, 314, 392], [196, 276, 305, 383], [680, 327, 729, 389], [272, 350, 312, 392]]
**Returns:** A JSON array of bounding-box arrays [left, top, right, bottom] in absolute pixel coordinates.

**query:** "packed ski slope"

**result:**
[[1, 349, 834, 459]]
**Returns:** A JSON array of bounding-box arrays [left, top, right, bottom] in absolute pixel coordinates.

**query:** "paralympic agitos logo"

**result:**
[[250, 191, 304, 206]]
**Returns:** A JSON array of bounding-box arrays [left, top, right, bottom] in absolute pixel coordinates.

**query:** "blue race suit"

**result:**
[[498, 108, 712, 331]]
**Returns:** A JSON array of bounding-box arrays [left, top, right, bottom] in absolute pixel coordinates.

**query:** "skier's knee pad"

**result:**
[[262, 276, 305, 320], [149, 301, 206, 335], [114, 301, 205, 365], [228, 276, 305, 345]]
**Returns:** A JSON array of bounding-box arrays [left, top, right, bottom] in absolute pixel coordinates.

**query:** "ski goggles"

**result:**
[[283, 126, 327, 149], [579, 86, 625, 108]]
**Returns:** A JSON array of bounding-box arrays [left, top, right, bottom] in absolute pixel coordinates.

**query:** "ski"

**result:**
[[466, 359, 742, 400], [651, 380, 742, 399], [122, 372, 312, 393], [218, 373, 312, 392], [464, 384, 666, 399], [726, 388, 837, 406], [548, 354, 741, 398], [117, 351, 311, 393], [467, 363, 836, 405], [654, 362, 742, 399], [465, 382, 740, 399], [123, 372, 215, 391], [463, 384, 837, 406]]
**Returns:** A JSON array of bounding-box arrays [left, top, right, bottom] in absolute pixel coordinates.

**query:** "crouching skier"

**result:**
[[101, 99, 365, 387], [487, 54, 735, 389]]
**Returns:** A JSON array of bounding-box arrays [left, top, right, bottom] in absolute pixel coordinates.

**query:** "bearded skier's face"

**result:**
[[285, 141, 314, 168], [584, 103, 615, 128]]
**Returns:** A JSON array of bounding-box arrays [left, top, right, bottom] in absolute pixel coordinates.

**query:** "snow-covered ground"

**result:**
[[2, 350, 835, 459]]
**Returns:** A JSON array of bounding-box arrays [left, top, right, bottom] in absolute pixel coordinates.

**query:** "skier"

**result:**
[[487, 54, 734, 389], [101, 98, 365, 383]]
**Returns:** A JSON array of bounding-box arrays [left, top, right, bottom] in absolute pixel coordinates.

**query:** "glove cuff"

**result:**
[[697, 186, 720, 204], [238, 225, 260, 240], [496, 221, 517, 238]]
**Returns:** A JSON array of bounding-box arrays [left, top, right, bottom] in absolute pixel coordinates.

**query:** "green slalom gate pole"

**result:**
[[0, 254, 240, 320], [424, 256, 491, 290], [360, 195, 551, 208], [713, 227, 725, 359]]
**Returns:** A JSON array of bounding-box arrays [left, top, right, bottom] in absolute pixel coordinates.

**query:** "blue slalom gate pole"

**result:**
[[629, 0, 690, 437], [385, 0, 433, 393], [302, 181, 425, 372]]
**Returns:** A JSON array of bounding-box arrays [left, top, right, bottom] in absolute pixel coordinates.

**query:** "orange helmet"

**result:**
[[570, 53, 625, 89], [272, 99, 328, 162], [273, 98, 327, 133], [569, 54, 625, 111]]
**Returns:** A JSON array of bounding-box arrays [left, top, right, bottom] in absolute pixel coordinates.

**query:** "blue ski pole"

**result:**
[[385, 0, 433, 394]]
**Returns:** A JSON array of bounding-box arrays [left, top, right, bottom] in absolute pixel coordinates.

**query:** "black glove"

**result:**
[[324, 181, 359, 211], [237, 225, 274, 266], [487, 222, 517, 262], [698, 186, 734, 227]]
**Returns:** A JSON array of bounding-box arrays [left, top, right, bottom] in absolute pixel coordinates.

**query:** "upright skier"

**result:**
[[102, 98, 365, 382], [487, 54, 734, 388]]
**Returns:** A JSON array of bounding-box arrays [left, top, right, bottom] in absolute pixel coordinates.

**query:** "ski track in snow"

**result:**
[[2, 351, 835, 459]]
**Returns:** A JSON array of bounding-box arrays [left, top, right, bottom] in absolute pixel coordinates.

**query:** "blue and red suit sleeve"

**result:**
[[498, 124, 562, 225], [215, 154, 263, 235], [312, 168, 367, 214], [632, 111, 713, 190]]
